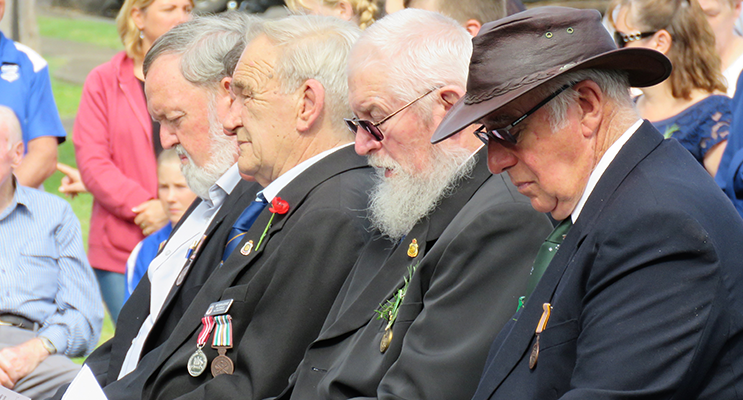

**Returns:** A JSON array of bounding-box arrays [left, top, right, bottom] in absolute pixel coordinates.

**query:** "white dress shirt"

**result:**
[[118, 164, 242, 379], [571, 120, 642, 223], [259, 142, 353, 203]]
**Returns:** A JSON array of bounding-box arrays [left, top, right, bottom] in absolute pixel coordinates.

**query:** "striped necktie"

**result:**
[[222, 193, 268, 262]]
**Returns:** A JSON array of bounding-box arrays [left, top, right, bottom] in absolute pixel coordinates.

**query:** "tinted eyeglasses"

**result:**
[[613, 30, 658, 48], [344, 86, 441, 141], [474, 82, 574, 146]]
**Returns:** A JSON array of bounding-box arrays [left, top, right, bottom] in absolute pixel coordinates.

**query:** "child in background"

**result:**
[[124, 149, 197, 302]]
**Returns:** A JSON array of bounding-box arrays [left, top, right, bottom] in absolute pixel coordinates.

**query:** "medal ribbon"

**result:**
[[212, 315, 233, 347], [197, 316, 216, 349]]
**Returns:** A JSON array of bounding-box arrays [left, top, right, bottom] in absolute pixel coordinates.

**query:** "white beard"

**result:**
[[176, 105, 237, 199], [367, 145, 476, 241]]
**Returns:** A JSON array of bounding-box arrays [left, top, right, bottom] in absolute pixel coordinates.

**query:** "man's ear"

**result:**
[[464, 19, 482, 37], [573, 80, 603, 138], [9, 140, 24, 169], [220, 76, 232, 94], [297, 79, 325, 133], [437, 84, 464, 114]]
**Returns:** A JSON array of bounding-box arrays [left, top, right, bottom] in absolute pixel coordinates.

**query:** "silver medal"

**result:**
[[187, 348, 208, 377]]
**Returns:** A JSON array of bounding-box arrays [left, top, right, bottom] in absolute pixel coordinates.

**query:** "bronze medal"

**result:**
[[380, 328, 393, 353], [211, 347, 235, 377], [187, 348, 208, 377], [529, 335, 540, 369]]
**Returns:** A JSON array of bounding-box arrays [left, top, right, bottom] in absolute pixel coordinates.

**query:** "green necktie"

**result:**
[[523, 218, 572, 302]]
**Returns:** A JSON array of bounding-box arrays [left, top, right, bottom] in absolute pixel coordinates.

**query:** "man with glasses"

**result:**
[[432, 7, 743, 399], [275, 9, 551, 400]]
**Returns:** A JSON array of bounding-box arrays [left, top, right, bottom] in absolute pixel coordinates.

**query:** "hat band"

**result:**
[[464, 67, 564, 105]]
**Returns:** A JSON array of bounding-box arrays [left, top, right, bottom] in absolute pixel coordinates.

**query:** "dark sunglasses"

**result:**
[[344, 86, 440, 141], [613, 30, 658, 48], [474, 82, 574, 145]]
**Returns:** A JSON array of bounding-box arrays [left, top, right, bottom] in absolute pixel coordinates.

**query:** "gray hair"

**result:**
[[532, 69, 633, 131], [0, 106, 22, 150], [348, 8, 472, 116], [144, 12, 258, 90], [249, 15, 361, 132]]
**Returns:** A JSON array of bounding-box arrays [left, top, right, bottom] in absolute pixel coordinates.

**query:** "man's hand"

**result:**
[[57, 163, 88, 198], [133, 199, 168, 236], [0, 338, 50, 389]]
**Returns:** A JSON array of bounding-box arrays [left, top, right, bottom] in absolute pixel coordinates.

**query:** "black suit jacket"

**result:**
[[48, 177, 261, 400], [472, 122, 743, 400], [278, 150, 553, 400], [124, 145, 374, 400]]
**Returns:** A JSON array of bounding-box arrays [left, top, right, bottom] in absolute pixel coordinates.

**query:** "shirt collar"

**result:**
[[571, 119, 642, 223], [0, 32, 17, 64], [260, 142, 353, 202], [0, 177, 25, 220], [202, 163, 241, 208]]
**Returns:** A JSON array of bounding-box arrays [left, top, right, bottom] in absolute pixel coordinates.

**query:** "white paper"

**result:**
[[0, 385, 31, 400], [62, 364, 108, 400]]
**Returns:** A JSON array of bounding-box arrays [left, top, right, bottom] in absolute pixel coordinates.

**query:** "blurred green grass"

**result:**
[[38, 15, 123, 50], [40, 13, 122, 357]]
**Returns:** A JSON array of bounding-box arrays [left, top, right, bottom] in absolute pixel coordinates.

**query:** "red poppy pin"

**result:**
[[255, 197, 290, 251], [269, 197, 290, 214]]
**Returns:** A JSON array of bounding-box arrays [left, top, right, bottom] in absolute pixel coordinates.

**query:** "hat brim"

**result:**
[[431, 47, 671, 143]]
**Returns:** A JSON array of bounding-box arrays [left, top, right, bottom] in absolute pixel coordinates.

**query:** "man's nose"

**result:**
[[487, 140, 517, 174], [354, 128, 382, 156]]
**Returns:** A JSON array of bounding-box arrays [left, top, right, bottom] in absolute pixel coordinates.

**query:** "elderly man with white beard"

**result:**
[[274, 9, 552, 400], [50, 13, 262, 400]]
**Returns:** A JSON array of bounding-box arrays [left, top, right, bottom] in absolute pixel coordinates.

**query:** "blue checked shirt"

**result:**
[[0, 183, 103, 357]]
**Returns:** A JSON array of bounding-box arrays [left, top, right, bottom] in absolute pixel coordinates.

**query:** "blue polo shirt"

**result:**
[[0, 31, 66, 147]]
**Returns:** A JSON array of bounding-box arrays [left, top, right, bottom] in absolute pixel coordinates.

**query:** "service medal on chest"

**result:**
[[187, 348, 208, 377]]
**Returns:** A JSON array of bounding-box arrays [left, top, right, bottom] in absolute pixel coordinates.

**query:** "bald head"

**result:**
[[0, 106, 22, 150]]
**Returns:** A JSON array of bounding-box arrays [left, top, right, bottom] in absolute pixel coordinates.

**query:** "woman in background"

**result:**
[[699, 0, 743, 96], [610, 0, 730, 176], [124, 149, 197, 303], [72, 0, 192, 323], [285, 0, 382, 29]]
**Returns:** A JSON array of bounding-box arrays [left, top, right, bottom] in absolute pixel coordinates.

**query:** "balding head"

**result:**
[[0, 106, 22, 150]]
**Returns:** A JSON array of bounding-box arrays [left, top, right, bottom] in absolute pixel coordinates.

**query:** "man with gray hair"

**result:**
[[0, 105, 102, 400], [50, 12, 262, 400], [115, 15, 374, 400], [432, 7, 743, 399], [276, 9, 550, 400]]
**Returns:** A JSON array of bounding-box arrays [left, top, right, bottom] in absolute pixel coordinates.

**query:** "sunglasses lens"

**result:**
[[344, 119, 359, 134], [358, 120, 383, 141], [613, 31, 626, 48], [494, 128, 517, 144]]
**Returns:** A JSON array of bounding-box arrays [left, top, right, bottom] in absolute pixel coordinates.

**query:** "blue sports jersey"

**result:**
[[0, 31, 66, 148]]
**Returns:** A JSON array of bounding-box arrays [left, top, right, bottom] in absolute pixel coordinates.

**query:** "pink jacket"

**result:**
[[74, 51, 157, 273]]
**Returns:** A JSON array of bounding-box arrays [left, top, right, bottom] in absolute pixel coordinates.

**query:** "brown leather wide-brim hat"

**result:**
[[431, 6, 672, 143]]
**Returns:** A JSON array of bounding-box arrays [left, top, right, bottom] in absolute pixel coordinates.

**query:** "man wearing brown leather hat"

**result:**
[[433, 6, 743, 399]]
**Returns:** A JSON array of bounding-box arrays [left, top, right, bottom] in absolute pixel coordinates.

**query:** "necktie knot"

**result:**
[[523, 218, 572, 303], [222, 193, 268, 262]]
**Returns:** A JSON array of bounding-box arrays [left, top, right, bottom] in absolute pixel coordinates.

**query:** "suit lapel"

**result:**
[[476, 121, 665, 396], [153, 146, 369, 364], [317, 149, 493, 340], [153, 191, 243, 317]]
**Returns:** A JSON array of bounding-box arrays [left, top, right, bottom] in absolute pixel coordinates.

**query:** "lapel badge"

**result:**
[[240, 240, 254, 256], [407, 239, 419, 258]]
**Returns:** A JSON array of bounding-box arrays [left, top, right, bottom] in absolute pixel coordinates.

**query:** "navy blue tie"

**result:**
[[222, 193, 268, 261]]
